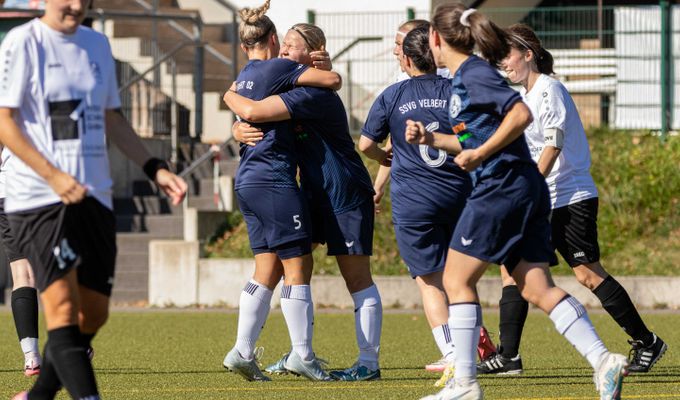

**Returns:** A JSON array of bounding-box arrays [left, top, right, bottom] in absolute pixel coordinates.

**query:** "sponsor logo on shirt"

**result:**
[[449, 94, 462, 119]]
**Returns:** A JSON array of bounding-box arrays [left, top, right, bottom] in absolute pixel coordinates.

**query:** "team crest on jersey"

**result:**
[[449, 94, 462, 119]]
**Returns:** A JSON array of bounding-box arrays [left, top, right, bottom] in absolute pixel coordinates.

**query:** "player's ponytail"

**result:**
[[402, 24, 436, 73], [431, 3, 509, 66], [290, 23, 326, 52], [238, 0, 276, 49], [506, 23, 555, 75]]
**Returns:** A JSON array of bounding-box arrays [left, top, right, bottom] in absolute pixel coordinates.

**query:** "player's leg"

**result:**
[[555, 198, 666, 373], [478, 265, 527, 375], [10, 259, 41, 376], [332, 254, 382, 380], [416, 272, 455, 366]]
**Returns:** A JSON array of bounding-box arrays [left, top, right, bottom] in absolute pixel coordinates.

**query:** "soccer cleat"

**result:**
[[11, 391, 28, 400], [477, 326, 496, 361], [222, 347, 271, 382], [420, 379, 483, 400], [477, 353, 523, 375], [264, 352, 290, 375], [426, 357, 450, 372], [329, 362, 381, 381], [283, 351, 333, 381], [434, 363, 455, 387], [87, 346, 95, 361], [628, 334, 667, 373], [23, 351, 41, 377], [594, 352, 628, 400]]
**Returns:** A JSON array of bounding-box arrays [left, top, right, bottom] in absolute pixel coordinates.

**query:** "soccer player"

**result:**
[[0, 150, 41, 377], [220, 0, 343, 382], [475, 23, 667, 376], [407, 4, 628, 400], [360, 24, 472, 388], [0, 1, 187, 399], [225, 22, 382, 382]]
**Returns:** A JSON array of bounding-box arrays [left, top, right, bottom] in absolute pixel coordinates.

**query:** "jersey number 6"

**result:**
[[419, 121, 447, 168]]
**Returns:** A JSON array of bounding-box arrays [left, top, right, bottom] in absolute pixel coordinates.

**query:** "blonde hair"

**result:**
[[238, 0, 275, 49], [289, 23, 326, 52]]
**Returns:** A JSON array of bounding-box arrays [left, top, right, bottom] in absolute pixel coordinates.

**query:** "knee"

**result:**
[[80, 308, 109, 332], [518, 286, 541, 307], [574, 269, 605, 291]]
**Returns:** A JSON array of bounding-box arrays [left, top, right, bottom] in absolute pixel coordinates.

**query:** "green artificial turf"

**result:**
[[0, 310, 678, 399]]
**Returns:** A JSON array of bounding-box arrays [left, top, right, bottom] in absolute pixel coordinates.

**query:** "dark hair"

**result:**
[[431, 3, 509, 66], [399, 19, 429, 32], [506, 23, 554, 75], [403, 25, 436, 73], [238, 0, 276, 49]]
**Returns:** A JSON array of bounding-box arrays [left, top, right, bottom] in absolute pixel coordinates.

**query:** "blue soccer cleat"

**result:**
[[330, 362, 381, 381]]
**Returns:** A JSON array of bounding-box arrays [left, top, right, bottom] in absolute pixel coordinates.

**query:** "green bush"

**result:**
[[205, 129, 679, 276]]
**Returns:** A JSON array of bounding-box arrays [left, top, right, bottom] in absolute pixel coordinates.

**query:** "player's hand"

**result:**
[[47, 170, 87, 204], [155, 169, 188, 206], [233, 121, 263, 147], [310, 46, 332, 70], [373, 188, 385, 214], [405, 120, 432, 145], [454, 149, 484, 172]]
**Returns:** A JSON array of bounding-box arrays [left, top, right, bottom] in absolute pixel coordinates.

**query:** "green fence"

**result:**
[[310, 5, 674, 137]]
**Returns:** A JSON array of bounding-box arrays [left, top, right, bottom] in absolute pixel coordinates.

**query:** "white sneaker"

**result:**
[[222, 347, 271, 382], [420, 379, 483, 400], [23, 351, 41, 377], [594, 352, 628, 400]]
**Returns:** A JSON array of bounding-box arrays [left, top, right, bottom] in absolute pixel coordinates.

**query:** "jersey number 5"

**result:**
[[293, 215, 302, 230]]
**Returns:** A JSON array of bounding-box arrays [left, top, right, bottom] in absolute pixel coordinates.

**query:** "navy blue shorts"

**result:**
[[396, 223, 454, 278], [310, 199, 374, 256], [450, 164, 555, 273], [236, 187, 311, 260]]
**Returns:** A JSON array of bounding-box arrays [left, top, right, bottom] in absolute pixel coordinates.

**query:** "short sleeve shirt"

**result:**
[[0, 19, 121, 212]]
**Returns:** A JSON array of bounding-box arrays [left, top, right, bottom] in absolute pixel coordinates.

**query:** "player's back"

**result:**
[[280, 87, 374, 213], [233, 58, 308, 190]]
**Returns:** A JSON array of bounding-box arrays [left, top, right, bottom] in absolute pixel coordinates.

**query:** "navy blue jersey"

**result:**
[[448, 56, 532, 183], [279, 87, 374, 213], [362, 74, 472, 225], [234, 58, 309, 190]]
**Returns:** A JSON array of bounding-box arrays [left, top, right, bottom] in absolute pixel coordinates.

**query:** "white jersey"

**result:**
[[0, 19, 121, 212], [521, 74, 597, 209]]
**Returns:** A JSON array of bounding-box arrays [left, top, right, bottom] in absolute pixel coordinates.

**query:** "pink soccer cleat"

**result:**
[[12, 391, 28, 400]]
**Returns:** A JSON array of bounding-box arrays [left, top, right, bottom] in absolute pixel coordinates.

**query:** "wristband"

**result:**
[[143, 157, 170, 180]]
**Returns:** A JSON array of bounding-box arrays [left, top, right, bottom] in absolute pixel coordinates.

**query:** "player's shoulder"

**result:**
[[537, 74, 568, 99], [266, 57, 305, 72], [460, 56, 502, 81], [78, 25, 110, 44], [1, 19, 39, 48]]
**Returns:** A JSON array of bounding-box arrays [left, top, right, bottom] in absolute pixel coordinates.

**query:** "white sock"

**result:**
[[280, 284, 314, 361], [20, 337, 39, 355], [432, 323, 456, 363], [351, 284, 382, 370], [234, 280, 273, 360], [549, 296, 608, 369], [449, 303, 482, 381]]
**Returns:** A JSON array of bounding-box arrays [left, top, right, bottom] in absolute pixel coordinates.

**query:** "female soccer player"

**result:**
[[0, 150, 41, 377], [476, 23, 666, 376], [407, 5, 628, 400], [225, 22, 382, 382], [221, 1, 343, 382], [360, 24, 472, 387], [0, 1, 187, 399]]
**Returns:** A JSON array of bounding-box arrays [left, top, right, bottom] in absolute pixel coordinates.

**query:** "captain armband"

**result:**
[[543, 127, 564, 149]]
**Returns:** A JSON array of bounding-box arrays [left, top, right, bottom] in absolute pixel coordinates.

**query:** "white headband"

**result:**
[[460, 8, 476, 27], [396, 31, 407, 37]]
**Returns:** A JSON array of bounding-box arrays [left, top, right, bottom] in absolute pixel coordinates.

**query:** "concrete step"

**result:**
[[113, 270, 148, 292], [116, 214, 183, 235], [116, 232, 179, 253], [116, 253, 148, 273], [110, 287, 148, 305]]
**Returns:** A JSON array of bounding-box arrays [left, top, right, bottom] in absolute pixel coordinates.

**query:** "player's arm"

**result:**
[[0, 108, 86, 204], [536, 143, 562, 177], [296, 68, 342, 91], [231, 120, 264, 147], [223, 89, 290, 123], [454, 101, 532, 172], [358, 135, 391, 167], [404, 120, 463, 154], [106, 109, 187, 205], [373, 164, 391, 214]]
